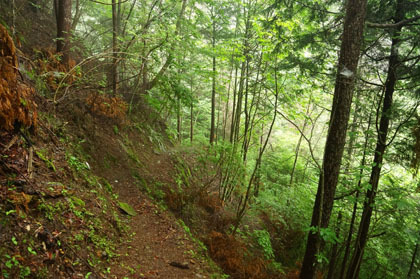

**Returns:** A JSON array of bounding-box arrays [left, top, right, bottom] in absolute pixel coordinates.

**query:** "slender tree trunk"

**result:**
[[245, 54, 265, 159], [216, 89, 222, 144], [190, 79, 194, 143], [54, 0, 72, 66], [233, 8, 251, 144], [242, 60, 250, 161], [111, 0, 119, 96], [345, 2, 404, 277], [339, 112, 372, 279], [344, 90, 361, 172], [223, 73, 231, 141], [230, 66, 238, 143], [223, 54, 236, 141], [210, 13, 216, 144], [71, 0, 81, 32], [224, 13, 239, 142], [144, 0, 187, 93], [177, 96, 181, 142], [407, 237, 419, 278], [290, 99, 311, 186], [234, 59, 246, 143], [327, 211, 342, 279], [233, 72, 279, 235], [299, 0, 367, 277]]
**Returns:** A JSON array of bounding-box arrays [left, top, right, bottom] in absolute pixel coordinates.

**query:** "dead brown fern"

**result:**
[[35, 48, 78, 91], [207, 231, 269, 279], [85, 93, 128, 122], [0, 23, 37, 130]]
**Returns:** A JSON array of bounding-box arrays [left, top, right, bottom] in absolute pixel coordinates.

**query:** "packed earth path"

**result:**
[[90, 134, 217, 279], [109, 177, 214, 279]]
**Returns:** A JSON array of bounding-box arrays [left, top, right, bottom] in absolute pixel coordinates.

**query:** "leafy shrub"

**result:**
[[252, 229, 275, 259]]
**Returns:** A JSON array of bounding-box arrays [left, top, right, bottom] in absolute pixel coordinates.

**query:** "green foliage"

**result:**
[[66, 153, 89, 171], [36, 149, 56, 172], [252, 229, 275, 260], [118, 201, 137, 216]]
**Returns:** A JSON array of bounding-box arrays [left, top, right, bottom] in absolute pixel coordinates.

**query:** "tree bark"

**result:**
[[299, 0, 367, 277], [54, 0, 72, 66], [345, 1, 404, 278], [210, 10, 216, 144], [327, 211, 342, 279]]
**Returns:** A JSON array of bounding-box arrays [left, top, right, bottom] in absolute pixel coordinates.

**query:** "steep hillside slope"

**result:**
[[1, 93, 226, 279]]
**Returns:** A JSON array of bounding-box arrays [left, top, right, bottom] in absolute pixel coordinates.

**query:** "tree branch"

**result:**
[[367, 15, 420, 29]]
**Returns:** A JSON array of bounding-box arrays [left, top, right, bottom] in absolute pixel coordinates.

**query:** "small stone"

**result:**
[[169, 261, 189, 269]]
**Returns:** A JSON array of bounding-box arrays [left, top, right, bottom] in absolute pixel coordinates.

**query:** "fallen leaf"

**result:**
[[118, 201, 137, 216]]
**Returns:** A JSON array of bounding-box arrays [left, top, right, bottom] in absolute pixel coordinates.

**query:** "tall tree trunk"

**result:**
[[71, 0, 81, 32], [230, 66, 239, 143], [216, 88, 222, 143], [210, 13, 216, 144], [345, 2, 404, 277], [233, 59, 247, 143], [299, 0, 367, 277], [54, 0, 72, 66], [224, 13, 239, 142], [327, 211, 342, 279], [190, 79, 194, 143], [242, 60, 250, 161], [233, 7, 251, 144], [233, 71, 279, 235], [290, 99, 311, 186], [111, 0, 119, 96], [339, 111, 372, 279], [177, 95, 182, 142], [223, 54, 236, 141], [407, 236, 419, 278]]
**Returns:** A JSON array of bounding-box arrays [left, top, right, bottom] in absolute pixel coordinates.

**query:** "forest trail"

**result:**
[[110, 172, 213, 278], [110, 177, 212, 279], [87, 130, 216, 279]]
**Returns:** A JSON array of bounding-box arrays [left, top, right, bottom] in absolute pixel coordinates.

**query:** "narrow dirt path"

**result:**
[[91, 142, 216, 279], [109, 179, 213, 279]]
